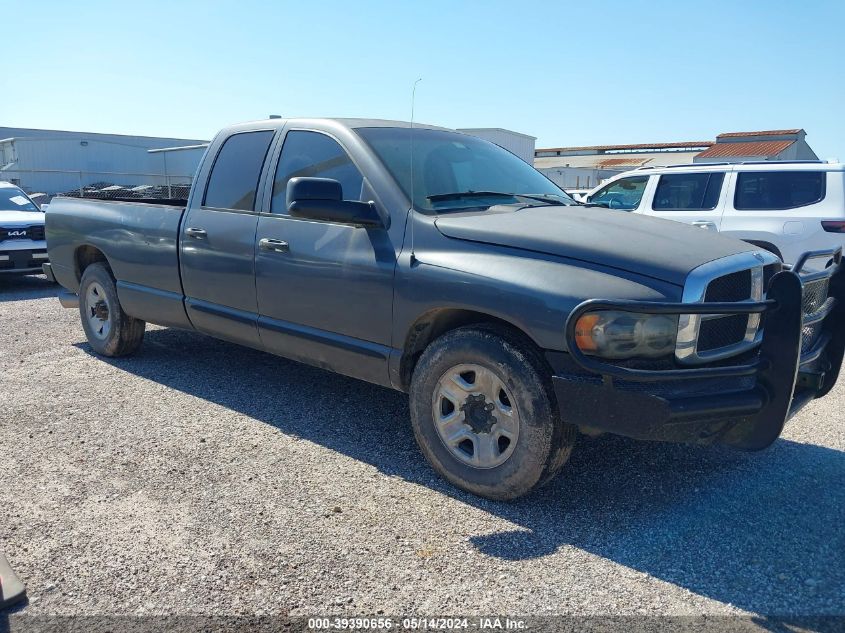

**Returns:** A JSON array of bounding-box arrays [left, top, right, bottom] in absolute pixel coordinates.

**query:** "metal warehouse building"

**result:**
[[0, 126, 209, 197], [457, 128, 536, 164], [0, 124, 538, 198]]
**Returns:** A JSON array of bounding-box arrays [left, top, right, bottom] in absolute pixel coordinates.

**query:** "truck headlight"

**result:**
[[574, 311, 678, 359]]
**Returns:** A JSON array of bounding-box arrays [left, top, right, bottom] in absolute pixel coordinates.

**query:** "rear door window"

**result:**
[[203, 130, 275, 211], [588, 176, 649, 210], [652, 173, 725, 211], [734, 171, 825, 210]]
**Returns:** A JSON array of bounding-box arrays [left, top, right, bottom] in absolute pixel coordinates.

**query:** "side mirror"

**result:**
[[287, 177, 382, 228]]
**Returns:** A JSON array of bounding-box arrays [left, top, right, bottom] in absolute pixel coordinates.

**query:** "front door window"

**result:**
[[589, 176, 649, 210]]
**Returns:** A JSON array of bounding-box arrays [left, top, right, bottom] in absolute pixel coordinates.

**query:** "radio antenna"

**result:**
[[409, 77, 422, 264]]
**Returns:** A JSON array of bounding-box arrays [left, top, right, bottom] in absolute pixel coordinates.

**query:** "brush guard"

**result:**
[[554, 248, 844, 450]]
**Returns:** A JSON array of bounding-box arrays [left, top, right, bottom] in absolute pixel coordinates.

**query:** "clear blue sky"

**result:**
[[4, 0, 843, 158]]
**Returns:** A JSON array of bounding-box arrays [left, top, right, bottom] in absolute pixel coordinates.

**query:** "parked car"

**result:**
[[583, 161, 845, 266], [43, 118, 844, 500], [0, 181, 49, 275]]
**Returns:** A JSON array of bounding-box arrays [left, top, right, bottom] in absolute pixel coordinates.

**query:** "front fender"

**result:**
[[393, 242, 681, 355]]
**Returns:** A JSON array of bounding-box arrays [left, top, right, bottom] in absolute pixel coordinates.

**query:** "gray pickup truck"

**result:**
[[44, 118, 844, 500]]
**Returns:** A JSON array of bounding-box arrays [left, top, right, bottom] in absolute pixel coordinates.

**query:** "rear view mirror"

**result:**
[[287, 177, 382, 228]]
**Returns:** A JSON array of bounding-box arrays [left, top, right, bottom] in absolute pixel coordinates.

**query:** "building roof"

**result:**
[[534, 150, 702, 171], [537, 141, 712, 154], [696, 140, 795, 159], [716, 129, 802, 139], [595, 157, 655, 168], [535, 128, 814, 172]]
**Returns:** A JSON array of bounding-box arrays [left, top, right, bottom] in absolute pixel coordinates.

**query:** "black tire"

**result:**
[[78, 262, 145, 357], [409, 325, 576, 500]]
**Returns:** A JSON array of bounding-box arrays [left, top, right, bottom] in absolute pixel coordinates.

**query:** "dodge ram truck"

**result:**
[[44, 118, 845, 500]]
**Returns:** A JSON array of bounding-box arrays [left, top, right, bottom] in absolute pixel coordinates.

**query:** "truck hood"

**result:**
[[0, 211, 45, 225], [434, 205, 754, 286]]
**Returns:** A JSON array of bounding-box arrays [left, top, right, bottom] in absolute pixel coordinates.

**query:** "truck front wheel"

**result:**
[[78, 263, 145, 357], [409, 325, 576, 500]]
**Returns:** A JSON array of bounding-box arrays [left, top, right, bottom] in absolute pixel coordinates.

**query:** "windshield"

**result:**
[[0, 186, 39, 212], [588, 176, 649, 210], [356, 127, 575, 212]]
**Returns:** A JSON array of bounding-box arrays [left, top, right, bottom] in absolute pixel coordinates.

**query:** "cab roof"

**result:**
[[626, 161, 845, 175]]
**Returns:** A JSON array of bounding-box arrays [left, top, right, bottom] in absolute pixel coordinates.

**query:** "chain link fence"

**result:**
[[0, 169, 194, 205]]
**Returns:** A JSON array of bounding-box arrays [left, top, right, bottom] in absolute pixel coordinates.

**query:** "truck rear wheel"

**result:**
[[78, 262, 145, 357], [409, 325, 575, 500]]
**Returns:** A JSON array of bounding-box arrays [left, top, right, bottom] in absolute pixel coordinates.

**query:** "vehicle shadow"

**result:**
[[0, 275, 57, 302], [76, 327, 845, 617]]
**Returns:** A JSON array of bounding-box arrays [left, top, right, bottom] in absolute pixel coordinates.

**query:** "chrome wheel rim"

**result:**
[[85, 281, 111, 340], [432, 363, 520, 469]]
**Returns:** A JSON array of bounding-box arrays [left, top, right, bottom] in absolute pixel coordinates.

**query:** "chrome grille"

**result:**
[[697, 314, 749, 352], [704, 270, 752, 303], [677, 251, 779, 365], [698, 270, 754, 352]]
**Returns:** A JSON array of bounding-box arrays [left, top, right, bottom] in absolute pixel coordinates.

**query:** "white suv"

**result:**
[[583, 161, 845, 266], [0, 182, 48, 276]]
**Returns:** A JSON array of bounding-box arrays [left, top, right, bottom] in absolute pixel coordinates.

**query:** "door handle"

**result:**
[[691, 221, 717, 231], [185, 227, 207, 239], [259, 238, 289, 253]]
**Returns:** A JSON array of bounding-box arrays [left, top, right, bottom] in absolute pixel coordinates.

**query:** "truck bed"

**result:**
[[45, 196, 191, 329]]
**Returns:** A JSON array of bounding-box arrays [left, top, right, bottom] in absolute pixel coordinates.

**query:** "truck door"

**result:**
[[180, 129, 275, 348], [254, 129, 396, 385], [641, 171, 728, 231]]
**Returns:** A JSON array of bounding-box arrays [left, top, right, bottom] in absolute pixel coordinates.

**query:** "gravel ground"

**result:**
[[1, 275, 843, 620]]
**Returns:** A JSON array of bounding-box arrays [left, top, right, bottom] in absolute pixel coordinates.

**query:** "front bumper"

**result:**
[[0, 247, 49, 274], [552, 248, 844, 450]]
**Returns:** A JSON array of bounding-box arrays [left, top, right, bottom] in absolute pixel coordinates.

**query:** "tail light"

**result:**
[[822, 221, 845, 233]]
